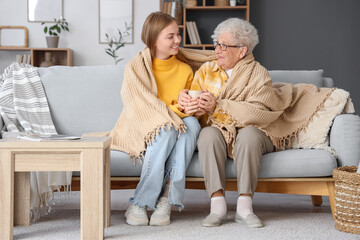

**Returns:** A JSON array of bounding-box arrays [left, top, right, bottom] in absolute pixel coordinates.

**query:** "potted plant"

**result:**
[[41, 17, 69, 48]]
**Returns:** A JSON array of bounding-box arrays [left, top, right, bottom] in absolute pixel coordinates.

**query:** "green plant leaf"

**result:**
[[116, 58, 124, 64], [44, 26, 48, 34]]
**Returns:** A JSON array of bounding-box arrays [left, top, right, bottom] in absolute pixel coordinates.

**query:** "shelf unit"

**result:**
[[160, 0, 250, 50], [0, 47, 73, 67]]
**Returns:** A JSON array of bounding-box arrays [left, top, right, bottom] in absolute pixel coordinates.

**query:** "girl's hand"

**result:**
[[194, 108, 206, 117], [183, 98, 199, 115], [178, 89, 191, 110]]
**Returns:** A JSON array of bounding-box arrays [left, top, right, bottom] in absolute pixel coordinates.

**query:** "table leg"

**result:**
[[81, 148, 104, 240], [0, 149, 14, 240], [105, 147, 111, 228], [14, 172, 31, 226]]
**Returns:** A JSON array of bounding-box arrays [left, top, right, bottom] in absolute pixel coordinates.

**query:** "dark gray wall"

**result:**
[[250, 0, 360, 114]]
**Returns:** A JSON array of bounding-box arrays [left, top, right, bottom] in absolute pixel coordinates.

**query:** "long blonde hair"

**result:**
[[141, 12, 176, 58]]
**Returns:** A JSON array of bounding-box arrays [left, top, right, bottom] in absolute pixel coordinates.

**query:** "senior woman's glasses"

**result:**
[[214, 41, 242, 51]]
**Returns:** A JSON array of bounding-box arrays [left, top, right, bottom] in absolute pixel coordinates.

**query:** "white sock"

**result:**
[[236, 196, 253, 218], [210, 196, 227, 217]]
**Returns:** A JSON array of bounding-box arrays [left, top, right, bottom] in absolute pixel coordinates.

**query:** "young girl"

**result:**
[[110, 12, 200, 226]]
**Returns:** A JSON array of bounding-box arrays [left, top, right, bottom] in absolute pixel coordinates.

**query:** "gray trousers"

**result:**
[[197, 126, 274, 197]]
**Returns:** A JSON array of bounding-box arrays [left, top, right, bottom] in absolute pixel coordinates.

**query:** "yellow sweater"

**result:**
[[152, 55, 193, 118]]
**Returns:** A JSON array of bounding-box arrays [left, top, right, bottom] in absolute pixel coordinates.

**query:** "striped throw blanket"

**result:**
[[0, 62, 71, 221], [0, 62, 57, 134]]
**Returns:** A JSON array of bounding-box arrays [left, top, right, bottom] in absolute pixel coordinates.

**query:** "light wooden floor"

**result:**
[[52, 189, 331, 214]]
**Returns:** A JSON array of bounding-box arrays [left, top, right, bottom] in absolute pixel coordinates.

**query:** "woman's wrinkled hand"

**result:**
[[198, 89, 217, 114]]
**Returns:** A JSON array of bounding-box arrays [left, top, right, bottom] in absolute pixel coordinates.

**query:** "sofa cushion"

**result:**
[[72, 149, 337, 178], [73, 150, 142, 177], [186, 149, 336, 178], [38, 65, 124, 135], [269, 70, 324, 87]]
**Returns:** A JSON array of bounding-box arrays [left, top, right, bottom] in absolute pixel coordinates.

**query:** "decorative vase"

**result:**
[[40, 52, 55, 67], [214, 0, 229, 6], [230, 0, 236, 6], [185, 0, 197, 7], [46, 36, 59, 48]]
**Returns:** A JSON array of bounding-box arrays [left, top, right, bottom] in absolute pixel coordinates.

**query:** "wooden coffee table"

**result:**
[[0, 136, 111, 240]]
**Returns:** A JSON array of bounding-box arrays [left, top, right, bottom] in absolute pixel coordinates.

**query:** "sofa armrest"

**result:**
[[323, 77, 334, 88], [330, 114, 360, 167]]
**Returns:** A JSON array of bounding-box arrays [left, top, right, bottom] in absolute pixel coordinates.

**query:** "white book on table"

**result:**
[[27, 54, 31, 64], [17, 134, 82, 141]]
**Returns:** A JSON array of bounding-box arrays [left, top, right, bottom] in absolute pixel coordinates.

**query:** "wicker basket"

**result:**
[[333, 166, 360, 234]]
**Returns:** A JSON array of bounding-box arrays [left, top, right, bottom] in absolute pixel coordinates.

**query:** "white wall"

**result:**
[[0, 0, 159, 70]]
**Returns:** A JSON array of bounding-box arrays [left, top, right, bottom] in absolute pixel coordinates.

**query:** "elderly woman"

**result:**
[[178, 18, 333, 228], [180, 18, 272, 228]]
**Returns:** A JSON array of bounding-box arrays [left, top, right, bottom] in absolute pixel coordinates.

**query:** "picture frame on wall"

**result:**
[[28, 0, 64, 22], [99, 0, 134, 44], [0, 26, 28, 48]]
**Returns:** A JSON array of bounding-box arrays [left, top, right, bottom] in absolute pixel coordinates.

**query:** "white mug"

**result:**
[[188, 90, 203, 98]]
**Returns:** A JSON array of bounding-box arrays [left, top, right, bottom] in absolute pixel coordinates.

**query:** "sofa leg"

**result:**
[[327, 181, 335, 219], [311, 195, 323, 206]]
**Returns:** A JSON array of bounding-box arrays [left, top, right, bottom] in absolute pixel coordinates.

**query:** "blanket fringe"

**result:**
[[270, 88, 336, 151], [30, 184, 72, 223], [126, 121, 186, 165]]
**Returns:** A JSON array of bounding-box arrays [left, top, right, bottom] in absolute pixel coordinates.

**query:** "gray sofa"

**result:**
[[2, 65, 359, 216]]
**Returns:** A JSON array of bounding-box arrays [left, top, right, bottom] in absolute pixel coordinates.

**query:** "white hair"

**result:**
[[212, 18, 259, 54]]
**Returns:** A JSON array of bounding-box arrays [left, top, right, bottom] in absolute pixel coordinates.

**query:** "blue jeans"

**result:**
[[130, 116, 200, 210]]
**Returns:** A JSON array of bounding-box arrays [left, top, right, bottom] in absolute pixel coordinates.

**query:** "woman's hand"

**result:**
[[178, 89, 191, 110], [198, 89, 217, 114], [194, 108, 206, 117], [183, 98, 199, 115]]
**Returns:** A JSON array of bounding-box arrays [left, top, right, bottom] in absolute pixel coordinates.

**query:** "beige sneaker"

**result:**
[[149, 197, 171, 226], [235, 212, 264, 228], [201, 213, 227, 227], [125, 204, 149, 226]]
